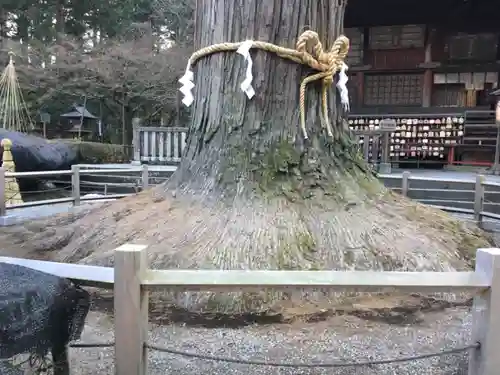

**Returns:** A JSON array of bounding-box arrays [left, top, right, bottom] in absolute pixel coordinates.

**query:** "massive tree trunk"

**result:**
[[168, 0, 362, 197], [0, 0, 492, 318]]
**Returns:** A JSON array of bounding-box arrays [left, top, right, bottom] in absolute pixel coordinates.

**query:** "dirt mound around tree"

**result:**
[[0, 185, 492, 317]]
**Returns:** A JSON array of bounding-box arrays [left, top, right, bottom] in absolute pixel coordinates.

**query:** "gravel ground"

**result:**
[[66, 307, 472, 375]]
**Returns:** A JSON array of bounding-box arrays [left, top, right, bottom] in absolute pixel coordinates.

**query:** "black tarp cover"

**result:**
[[0, 262, 90, 362], [0, 130, 77, 172]]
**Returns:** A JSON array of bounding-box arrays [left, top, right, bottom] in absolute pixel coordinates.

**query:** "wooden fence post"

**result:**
[[0, 167, 6, 217], [474, 175, 485, 225], [132, 127, 141, 165], [71, 165, 80, 206], [114, 244, 150, 375], [401, 171, 410, 197], [469, 248, 500, 375], [141, 164, 149, 190]]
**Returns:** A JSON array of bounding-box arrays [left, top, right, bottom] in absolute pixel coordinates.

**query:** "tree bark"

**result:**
[[167, 0, 367, 199]]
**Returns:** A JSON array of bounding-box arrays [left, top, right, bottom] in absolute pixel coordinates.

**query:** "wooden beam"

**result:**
[[0, 256, 114, 288], [143, 269, 488, 292], [357, 72, 365, 107]]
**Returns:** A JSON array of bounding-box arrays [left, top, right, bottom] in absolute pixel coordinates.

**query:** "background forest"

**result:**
[[0, 0, 194, 145]]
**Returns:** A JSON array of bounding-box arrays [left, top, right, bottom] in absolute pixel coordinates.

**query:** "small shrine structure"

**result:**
[[60, 104, 97, 140]]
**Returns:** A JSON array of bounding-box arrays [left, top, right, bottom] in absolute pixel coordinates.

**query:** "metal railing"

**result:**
[[0, 244, 498, 374], [0, 164, 153, 215], [1, 166, 499, 228], [379, 172, 500, 224]]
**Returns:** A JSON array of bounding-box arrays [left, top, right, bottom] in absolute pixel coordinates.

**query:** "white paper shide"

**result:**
[[179, 40, 350, 114], [179, 67, 195, 107], [336, 62, 350, 112], [236, 40, 256, 99]]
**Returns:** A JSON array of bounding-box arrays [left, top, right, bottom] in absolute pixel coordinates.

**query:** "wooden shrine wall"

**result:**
[[366, 25, 425, 70], [363, 73, 423, 106], [343, 23, 500, 166], [445, 33, 498, 61], [344, 26, 500, 109], [344, 28, 364, 67], [345, 25, 427, 109], [432, 72, 499, 107]]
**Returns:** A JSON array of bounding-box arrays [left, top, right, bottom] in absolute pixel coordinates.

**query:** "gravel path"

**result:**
[[68, 307, 472, 375]]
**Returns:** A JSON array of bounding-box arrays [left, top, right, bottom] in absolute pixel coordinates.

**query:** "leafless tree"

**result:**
[[16, 36, 189, 115]]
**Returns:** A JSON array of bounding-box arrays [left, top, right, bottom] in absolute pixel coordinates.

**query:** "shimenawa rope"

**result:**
[[179, 31, 350, 139]]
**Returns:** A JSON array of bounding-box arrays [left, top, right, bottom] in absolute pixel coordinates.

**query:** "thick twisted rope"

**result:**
[[186, 31, 350, 139]]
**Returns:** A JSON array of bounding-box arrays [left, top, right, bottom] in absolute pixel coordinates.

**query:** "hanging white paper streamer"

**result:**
[[179, 67, 195, 107], [236, 40, 255, 99], [336, 62, 350, 112]]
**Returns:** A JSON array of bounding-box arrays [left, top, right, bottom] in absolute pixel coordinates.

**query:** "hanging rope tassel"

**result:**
[[179, 31, 350, 140]]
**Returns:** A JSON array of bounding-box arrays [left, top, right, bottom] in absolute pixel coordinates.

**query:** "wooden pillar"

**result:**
[[466, 89, 478, 107], [422, 27, 433, 107], [447, 145, 455, 165], [141, 164, 149, 190], [474, 175, 485, 224], [469, 247, 500, 375], [382, 132, 390, 163], [132, 125, 141, 165], [114, 244, 150, 375], [401, 171, 410, 196], [71, 165, 80, 206], [423, 70, 433, 107], [357, 72, 365, 107]]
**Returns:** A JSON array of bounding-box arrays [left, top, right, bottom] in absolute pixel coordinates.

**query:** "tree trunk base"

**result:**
[[0, 184, 492, 316]]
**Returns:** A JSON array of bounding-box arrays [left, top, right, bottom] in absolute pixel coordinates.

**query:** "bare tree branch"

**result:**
[[5, 34, 190, 117]]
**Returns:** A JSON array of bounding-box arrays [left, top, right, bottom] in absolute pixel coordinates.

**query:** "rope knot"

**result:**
[[323, 75, 334, 86], [294, 31, 350, 138], [179, 30, 350, 140]]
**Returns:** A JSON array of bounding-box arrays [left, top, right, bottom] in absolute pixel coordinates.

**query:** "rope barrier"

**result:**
[[66, 340, 479, 368], [20, 186, 72, 195], [70, 342, 115, 348], [146, 341, 478, 368], [179, 30, 350, 140], [4, 186, 72, 201]]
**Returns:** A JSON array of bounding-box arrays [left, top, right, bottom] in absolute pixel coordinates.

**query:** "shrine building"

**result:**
[[344, 0, 500, 169]]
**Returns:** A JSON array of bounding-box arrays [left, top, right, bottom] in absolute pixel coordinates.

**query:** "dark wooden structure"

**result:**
[[344, 0, 500, 168], [60, 105, 97, 141]]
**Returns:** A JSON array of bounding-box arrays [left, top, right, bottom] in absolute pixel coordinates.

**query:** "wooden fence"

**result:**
[[132, 126, 188, 163], [0, 244, 499, 374], [131, 127, 391, 166]]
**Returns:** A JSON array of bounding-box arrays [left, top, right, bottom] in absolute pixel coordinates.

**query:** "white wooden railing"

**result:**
[[129, 127, 447, 167], [130, 127, 386, 166], [132, 126, 188, 163], [1, 244, 499, 374]]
